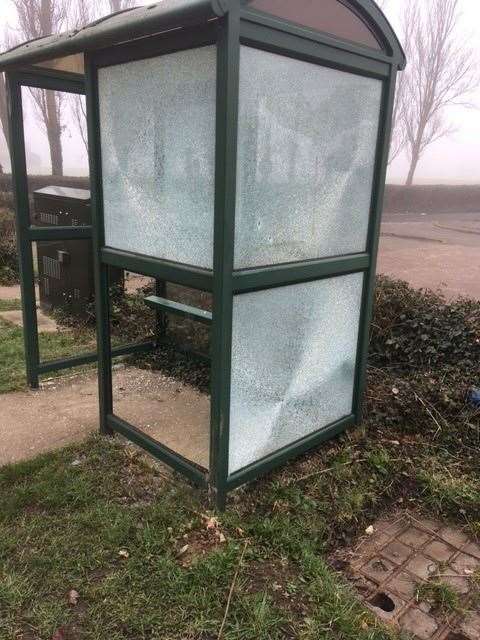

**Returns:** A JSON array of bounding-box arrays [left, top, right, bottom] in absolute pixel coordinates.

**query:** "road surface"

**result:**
[[378, 211, 480, 301]]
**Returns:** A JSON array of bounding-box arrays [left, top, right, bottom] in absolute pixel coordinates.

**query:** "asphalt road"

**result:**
[[378, 211, 480, 301]]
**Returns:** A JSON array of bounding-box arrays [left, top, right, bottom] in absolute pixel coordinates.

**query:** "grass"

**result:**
[[0, 418, 479, 639], [0, 277, 479, 638], [0, 298, 21, 311], [416, 579, 461, 616], [0, 316, 95, 393], [0, 436, 404, 640]]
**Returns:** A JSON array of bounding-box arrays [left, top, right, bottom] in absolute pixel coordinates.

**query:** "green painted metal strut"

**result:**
[[6, 73, 40, 389], [144, 295, 213, 325]]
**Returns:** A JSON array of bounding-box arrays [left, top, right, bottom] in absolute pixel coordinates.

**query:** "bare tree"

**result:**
[[0, 74, 9, 157], [107, 0, 136, 12], [65, 0, 97, 154], [388, 70, 407, 165], [10, 0, 69, 175], [0, 24, 11, 158], [70, 95, 88, 154], [400, 0, 477, 185], [65, 0, 135, 154]]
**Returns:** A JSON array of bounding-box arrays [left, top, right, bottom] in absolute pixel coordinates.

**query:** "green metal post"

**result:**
[[6, 74, 40, 389], [154, 279, 168, 343], [353, 68, 398, 421], [85, 56, 113, 435], [210, 7, 241, 511]]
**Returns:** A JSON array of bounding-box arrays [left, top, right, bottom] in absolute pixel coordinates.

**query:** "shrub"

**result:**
[[0, 208, 19, 285], [366, 276, 480, 448]]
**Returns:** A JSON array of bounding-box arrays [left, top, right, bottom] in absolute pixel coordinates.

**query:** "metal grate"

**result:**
[[42, 255, 61, 280], [39, 212, 59, 225]]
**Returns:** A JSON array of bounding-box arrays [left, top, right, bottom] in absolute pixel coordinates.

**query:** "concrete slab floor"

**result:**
[[0, 308, 60, 333], [331, 511, 480, 640], [0, 284, 39, 301], [0, 366, 210, 470]]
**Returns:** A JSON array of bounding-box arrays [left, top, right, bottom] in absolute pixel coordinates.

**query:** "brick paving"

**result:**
[[333, 511, 480, 639]]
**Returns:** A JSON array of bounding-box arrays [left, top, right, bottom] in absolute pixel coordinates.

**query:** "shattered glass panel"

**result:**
[[235, 46, 382, 269], [229, 273, 364, 474], [99, 46, 216, 269]]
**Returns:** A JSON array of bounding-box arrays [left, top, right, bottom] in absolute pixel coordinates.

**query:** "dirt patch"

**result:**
[[244, 558, 308, 620], [174, 515, 229, 568]]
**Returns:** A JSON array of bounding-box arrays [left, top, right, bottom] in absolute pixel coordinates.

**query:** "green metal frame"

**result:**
[[4, 0, 403, 510], [144, 295, 213, 325], [82, 5, 400, 510], [86, 24, 219, 477], [5, 66, 157, 388]]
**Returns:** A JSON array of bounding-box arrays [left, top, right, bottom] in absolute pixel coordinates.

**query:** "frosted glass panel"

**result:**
[[235, 46, 382, 269], [229, 273, 363, 473], [99, 46, 216, 269]]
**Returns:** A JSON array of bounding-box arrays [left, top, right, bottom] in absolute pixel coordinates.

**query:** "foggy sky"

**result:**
[[1, 0, 479, 184], [383, 0, 480, 185]]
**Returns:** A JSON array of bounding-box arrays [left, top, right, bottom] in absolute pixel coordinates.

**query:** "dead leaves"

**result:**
[[173, 514, 231, 567], [67, 589, 79, 606]]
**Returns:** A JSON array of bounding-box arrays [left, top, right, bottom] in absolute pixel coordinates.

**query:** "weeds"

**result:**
[[416, 579, 461, 616], [0, 208, 18, 285]]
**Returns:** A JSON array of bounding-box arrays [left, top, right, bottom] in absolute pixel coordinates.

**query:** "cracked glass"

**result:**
[[229, 273, 364, 473], [234, 46, 382, 269], [99, 45, 216, 269]]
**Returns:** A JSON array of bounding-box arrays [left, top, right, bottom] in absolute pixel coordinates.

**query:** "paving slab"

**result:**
[[400, 608, 439, 640], [331, 510, 480, 640], [0, 367, 210, 468], [0, 284, 23, 300], [0, 308, 60, 333]]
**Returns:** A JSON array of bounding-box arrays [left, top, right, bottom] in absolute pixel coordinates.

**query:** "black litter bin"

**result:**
[[33, 186, 122, 316]]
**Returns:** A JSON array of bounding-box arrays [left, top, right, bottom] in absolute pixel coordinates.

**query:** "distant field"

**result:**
[[1, 176, 479, 215], [383, 184, 480, 214]]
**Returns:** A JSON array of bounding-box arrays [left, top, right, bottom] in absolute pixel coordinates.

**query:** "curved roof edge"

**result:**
[[0, 0, 222, 72], [351, 0, 406, 69], [0, 0, 405, 73]]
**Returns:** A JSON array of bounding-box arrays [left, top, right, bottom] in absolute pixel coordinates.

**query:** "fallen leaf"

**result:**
[[118, 549, 129, 559], [365, 525, 374, 536], [218, 533, 226, 543], [68, 589, 79, 606], [177, 544, 189, 558], [205, 516, 220, 530]]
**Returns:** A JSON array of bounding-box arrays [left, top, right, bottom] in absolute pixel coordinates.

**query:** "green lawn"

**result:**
[[0, 299, 21, 312], [0, 279, 479, 638], [0, 420, 479, 640], [0, 315, 95, 393]]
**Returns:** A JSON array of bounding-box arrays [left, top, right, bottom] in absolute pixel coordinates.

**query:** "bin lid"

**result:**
[[33, 186, 91, 202]]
